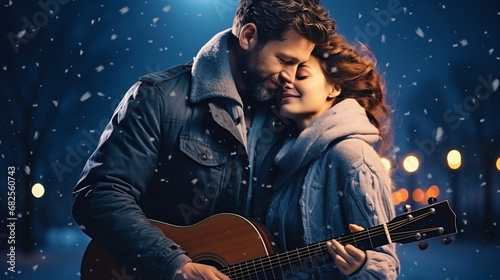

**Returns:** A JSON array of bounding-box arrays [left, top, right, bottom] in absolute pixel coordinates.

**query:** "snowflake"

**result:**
[[119, 6, 129, 15], [415, 27, 424, 38], [80, 91, 92, 102]]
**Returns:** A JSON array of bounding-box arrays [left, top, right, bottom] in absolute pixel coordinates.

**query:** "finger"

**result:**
[[327, 241, 343, 261], [344, 244, 365, 260], [326, 241, 335, 256], [330, 239, 350, 259], [349, 224, 365, 233], [329, 240, 355, 265], [331, 252, 350, 274], [212, 267, 230, 280]]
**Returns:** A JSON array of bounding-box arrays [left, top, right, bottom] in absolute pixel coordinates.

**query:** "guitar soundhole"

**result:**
[[192, 253, 229, 270]]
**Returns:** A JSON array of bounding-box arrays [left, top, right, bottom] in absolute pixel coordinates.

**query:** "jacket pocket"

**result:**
[[172, 135, 230, 224], [179, 135, 228, 166]]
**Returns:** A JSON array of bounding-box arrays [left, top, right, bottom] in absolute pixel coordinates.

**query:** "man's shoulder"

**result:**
[[139, 62, 193, 87]]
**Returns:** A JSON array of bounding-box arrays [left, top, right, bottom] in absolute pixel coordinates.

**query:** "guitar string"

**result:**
[[221, 210, 439, 279], [223, 227, 439, 280], [223, 225, 441, 280], [223, 228, 431, 280], [223, 225, 432, 280], [221, 214, 432, 279]]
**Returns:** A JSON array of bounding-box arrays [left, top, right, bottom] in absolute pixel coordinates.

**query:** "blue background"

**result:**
[[1, 0, 499, 279]]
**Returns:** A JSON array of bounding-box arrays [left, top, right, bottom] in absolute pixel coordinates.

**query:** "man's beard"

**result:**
[[238, 47, 279, 102]]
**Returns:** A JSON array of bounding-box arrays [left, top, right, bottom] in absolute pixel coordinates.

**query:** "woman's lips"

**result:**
[[280, 92, 300, 102]]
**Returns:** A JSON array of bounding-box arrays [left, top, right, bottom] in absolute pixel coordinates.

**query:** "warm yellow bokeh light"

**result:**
[[381, 157, 391, 172], [32, 183, 45, 198], [392, 191, 401, 205], [398, 188, 409, 202], [496, 157, 500, 171], [403, 155, 420, 173], [412, 188, 425, 202], [392, 188, 409, 205], [447, 149, 462, 170], [427, 185, 440, 199]]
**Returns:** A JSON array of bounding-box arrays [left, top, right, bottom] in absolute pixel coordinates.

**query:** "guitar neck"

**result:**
[[220, 224, 390, 280]]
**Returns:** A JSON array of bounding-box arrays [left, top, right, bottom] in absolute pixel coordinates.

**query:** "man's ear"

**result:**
[[239, 23, 258, 51]]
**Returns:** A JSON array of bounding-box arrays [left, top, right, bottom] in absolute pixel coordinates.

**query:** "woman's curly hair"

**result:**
[[313, 34, 393, 156]]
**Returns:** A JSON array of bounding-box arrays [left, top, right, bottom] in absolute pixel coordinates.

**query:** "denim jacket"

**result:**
[[267, 99, 400, 280], [73, 29, 285, 279]]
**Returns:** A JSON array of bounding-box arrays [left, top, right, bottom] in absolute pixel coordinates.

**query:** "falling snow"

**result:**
[[492, 79, 499, 91], [80, 91, 92, 102], [415, 27, 425, 38], [95, 65, 105, 72], [119, 6, 129, 15], [435, 127, 444, 142]]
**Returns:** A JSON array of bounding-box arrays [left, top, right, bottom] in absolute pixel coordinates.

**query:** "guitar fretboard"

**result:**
[[220, 224, 389, 280], [220, 205, 446, 280]]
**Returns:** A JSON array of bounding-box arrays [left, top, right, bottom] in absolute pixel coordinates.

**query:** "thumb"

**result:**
[[349, 224, 365, 233]]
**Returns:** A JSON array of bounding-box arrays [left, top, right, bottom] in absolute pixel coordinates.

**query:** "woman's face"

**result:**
[[277, 55, 340, 130]]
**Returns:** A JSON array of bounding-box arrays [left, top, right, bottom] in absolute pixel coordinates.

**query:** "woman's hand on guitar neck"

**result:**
[[175, 262, 230, 280], [326, 224, 367, 276]]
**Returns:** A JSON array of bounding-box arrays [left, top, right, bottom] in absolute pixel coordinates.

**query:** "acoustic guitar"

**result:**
[[81, 200, 457, 280]]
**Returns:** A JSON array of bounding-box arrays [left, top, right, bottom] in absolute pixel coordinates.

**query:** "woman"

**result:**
[[266, 34, 400, 279]]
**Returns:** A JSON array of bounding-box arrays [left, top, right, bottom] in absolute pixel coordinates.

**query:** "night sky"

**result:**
[[1, 0, 499, 279]]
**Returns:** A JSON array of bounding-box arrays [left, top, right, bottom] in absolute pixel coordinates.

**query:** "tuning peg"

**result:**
[[427, 196, 437, 205], [418, 241, 429, 250], [402, 204, 412, 212], [441, 236, 452, 246]]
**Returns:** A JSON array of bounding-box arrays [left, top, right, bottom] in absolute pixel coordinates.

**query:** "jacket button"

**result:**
[[200, 153, 208, 161]]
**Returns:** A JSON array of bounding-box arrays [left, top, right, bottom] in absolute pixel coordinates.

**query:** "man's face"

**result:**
[[239, 29, 315, 102]]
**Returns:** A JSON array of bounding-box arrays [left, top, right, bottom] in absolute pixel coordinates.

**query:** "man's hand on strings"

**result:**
[[327, 224, 367, 276], [174, 262, 229, 280]]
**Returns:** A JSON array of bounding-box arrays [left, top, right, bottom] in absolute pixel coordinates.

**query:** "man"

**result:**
[[72, 0, 335, 279]]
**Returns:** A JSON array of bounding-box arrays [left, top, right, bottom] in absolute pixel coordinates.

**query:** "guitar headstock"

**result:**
[[388, 200, 457, 249]]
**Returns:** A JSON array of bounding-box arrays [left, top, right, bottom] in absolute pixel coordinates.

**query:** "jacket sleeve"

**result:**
[[72, 81, 191, 279], [342, 158, 400, 280]]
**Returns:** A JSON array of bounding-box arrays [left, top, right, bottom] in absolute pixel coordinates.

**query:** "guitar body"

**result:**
[[81, 213, 278, 280]]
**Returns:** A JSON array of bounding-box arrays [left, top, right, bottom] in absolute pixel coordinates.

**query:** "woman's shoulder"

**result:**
[[324, 137, 386, 174]]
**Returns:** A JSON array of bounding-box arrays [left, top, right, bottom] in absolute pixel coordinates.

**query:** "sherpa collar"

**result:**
[[189, 29, 242, 106]]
